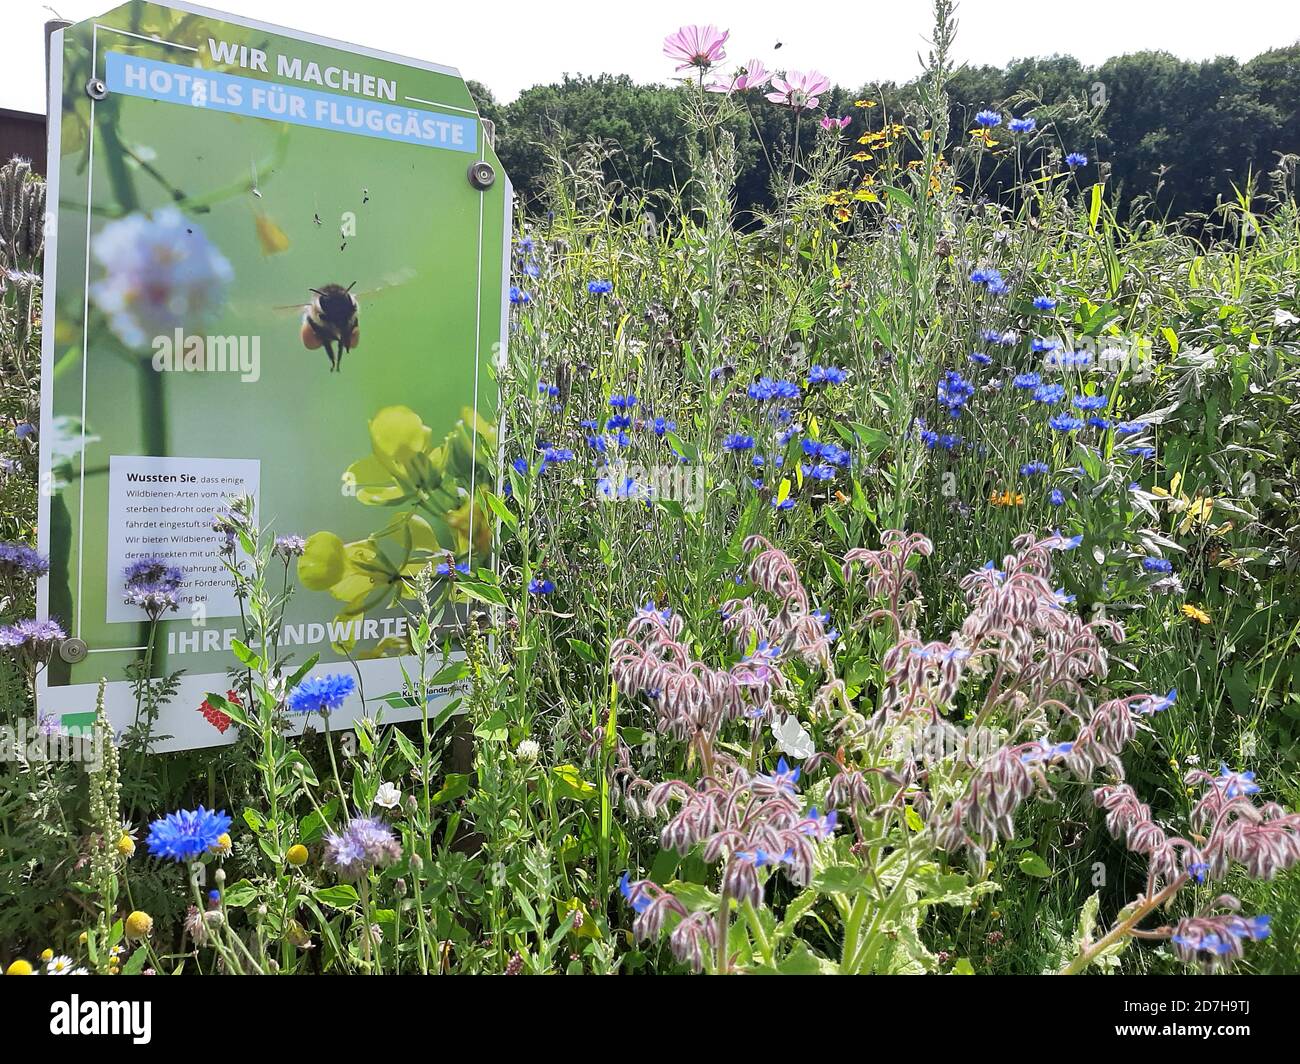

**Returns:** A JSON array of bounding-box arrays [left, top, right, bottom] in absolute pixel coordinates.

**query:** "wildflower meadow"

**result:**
[[2, 1, 1300, 999]]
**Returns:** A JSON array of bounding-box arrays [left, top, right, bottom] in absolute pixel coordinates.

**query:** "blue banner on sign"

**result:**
[[103, 52, 478, 154]]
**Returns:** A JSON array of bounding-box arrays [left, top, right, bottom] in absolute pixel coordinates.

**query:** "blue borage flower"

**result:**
[[1048, 530, 1083, 550], [722, 433, 755, 452], [1020, 738, 1075, 764], [586, 279, 612, 295], [1020, 460, 1049, 476], [735, 847, 793, 867], [755, 756, 801, 794], [743, 639, 782, 664], [145, 806, 233, 862], [808, 364, 848, 385], [799, 807, 839, 840], [811, 608, 839, 642], [1048, 413, 1085, 432], [528, 578, 556, 595], [1135, 688, 1177, 715], [1065, 152, 1089, 168], [1008, 116, 1036, 133], [1141, 557, 1173, 574], [974, 109, 1002, 128], [1171, 915, 1271, 961], [288, 672, 356, 714], [619, 871, 651, 913], [1212, 763, 1260, 798]]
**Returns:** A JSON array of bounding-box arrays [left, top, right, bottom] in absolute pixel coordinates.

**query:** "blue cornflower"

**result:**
[[1049, 488, 1065, 506], [509, 285, 531, 305], [1141, 557, 1173, 574], [801, 462, 836, 481], [920, 429, 940, 449], [723, 434, 755, 452], [975, 110, 1002, 128], [937, 370, 975, 415], [539, 444, 576, 469], [1021, 460, 1049, 476], [609, 394, 637, 410], [436, 560, 470, 576], [587, 279, 612, 295], [605, 414, 632, 431], [986, 276, 1010, 296], [938, 433, 962, 451], [1087, 416, 1111, 430], [529, 578, 556, 595], [748, 376, 778, 401], [1072, 393, 1108, 411], [771, 496, 795, 510], [1009, 116, 1037, 134], [1125, 446, 1156, 459], [146, 806, 233, 862], [1013, 372, 1041, 390], [808, 364, 848, 386], [288, 673, 356, 714], [1114, 421, 1147, 437], [1065, 152, 1088, 168], [820, 442, 851, 467], [1033, 383, 1066, 404], [1048, 413, 1084, 432], [1031, 337, 1061, 353], [512, 456, 529, 476], [652, 416, 676, 437], [1032, 295, 1056, 311], [969, 351, 992, 365]]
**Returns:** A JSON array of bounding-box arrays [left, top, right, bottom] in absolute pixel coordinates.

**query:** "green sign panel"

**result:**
[[37, 1, 509, 749]]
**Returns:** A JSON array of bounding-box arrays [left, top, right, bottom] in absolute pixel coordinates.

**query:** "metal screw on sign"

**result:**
[[59, 637, 88, 664], [467, 160, 496, 191], [85, 77, 108, 100]]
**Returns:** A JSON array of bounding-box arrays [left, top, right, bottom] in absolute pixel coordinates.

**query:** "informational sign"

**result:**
[[37, 1, 509, 750]]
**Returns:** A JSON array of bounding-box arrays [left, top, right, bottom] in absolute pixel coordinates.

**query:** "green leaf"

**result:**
[[314, 884, 360, 910], [230, 639, 265, 672], [551, 763, 597, 801], [1018, 852, 1052, 878], [432, 773, 470, 805], [474, 709, 509, 742]]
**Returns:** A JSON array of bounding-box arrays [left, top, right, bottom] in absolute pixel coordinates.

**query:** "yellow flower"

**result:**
[[125, 910, 154, 940], [5, 959, 34, 975], [850, 151, 873, 162], [116, 833, 136, 857], [40, 948, 53, 962], [990, 490, 1025, 508], [853, 99, 877, 108], [210, 832, 233, 857], [78, 931, 87, 945], [1181, 604, 1211, 625], [287, 844, 309, 867]]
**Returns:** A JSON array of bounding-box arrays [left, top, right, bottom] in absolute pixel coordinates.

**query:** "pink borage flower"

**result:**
[[766, 70, 831, 110], [663, 25, 729, 72], [705, 60, 772, 94]]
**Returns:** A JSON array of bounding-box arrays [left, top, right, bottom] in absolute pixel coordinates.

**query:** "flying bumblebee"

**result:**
[[300, 282, 360, 372]]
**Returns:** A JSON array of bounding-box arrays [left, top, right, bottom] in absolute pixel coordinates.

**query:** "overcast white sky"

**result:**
[[4, 0, 1298, 114]]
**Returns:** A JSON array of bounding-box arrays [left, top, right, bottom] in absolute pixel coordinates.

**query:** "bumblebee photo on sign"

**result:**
[[37, 0, 509, 750]]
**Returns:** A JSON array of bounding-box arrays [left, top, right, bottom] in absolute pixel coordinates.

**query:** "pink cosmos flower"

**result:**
[[705, 59, 772, 94], [663, 25, 729, 72], [819, 115, 851, 131], [766, 70, 832, 110]]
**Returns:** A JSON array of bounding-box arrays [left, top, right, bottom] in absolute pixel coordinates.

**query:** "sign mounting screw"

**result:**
[[467, 160, 496, 191], [85, 76, 108, 100]]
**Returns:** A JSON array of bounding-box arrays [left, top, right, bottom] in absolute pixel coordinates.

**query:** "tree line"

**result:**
[[469, 44, 1300, 221]]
